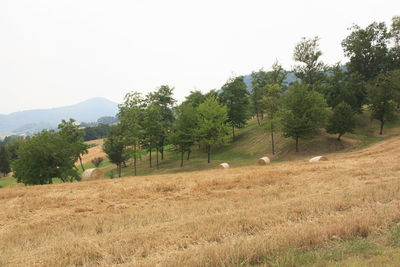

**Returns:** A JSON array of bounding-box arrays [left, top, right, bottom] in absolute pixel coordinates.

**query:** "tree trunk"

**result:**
[[380, 120, 384, 135], [79, 156, 85, 171], [256, 111, 260, 126], [160, 138, 164, 160], [232, 125, 235, 139], [118, 164, 122, 177], [207, 145, 211, 163], [261, 112, 264, 120], [271, 123, 275, 155], [187, 149, 191, 160], [295, 136, 299, 152], [134, 146, 137, 176], [156, 148, 159, 169], [149, 149, 152, 168], [337, 134, 342, 141], [180, 150, 184, 167]]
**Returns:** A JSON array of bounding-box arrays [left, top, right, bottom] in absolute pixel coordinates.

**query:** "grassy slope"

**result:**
[[2, 111, 400, 186], [108, 110, 400, 177]]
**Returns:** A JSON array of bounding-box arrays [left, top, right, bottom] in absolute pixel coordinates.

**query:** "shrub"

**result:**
[[91, 157, 104, 167]]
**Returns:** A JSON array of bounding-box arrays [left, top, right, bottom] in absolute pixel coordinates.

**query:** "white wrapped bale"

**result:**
[[81, 168, 104, 181], [309, 156, 328, 163], [219, 163, 230, 169], [258, 157, 271, 165]]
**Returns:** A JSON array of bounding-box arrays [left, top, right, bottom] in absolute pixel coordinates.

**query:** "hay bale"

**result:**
[[81, 168, 104, 181], [258, 156, 271, 165], [219, 163, 230, 169], [309, 156, 328, 163]]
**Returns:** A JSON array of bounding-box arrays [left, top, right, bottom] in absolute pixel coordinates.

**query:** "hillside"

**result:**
[[0, 97, 118, 136], [80, 112, 400, 178], [1, 133, 400, 266]]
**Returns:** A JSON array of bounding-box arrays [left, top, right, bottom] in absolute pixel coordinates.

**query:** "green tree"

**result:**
[[196, 96, 230, 163], [58, 119, 89, 171], [368, 71, 399, 134], [146, 85, 176, 160], [0, 145, 10, 177], [293, 36, 327, 86], [281, 82, 328, 152], [251, 69, 268, 125], [142, 103, 163, 168], [12, 129, 82, 185], [263, 83, 283, 155], [169, 103, 197, 167], [324, 64, 366, 113], [118, 92, 144, 176], [342, 21, 392, 81], [183, 90, 206, 108], [326, 102, 356, 141], [219, 76, 250, 138], [102, 124, 127, 178]]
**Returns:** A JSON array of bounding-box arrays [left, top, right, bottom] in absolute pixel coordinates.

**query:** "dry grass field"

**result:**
[[80, 139, 106, 165], [1, 136, 400, 266]]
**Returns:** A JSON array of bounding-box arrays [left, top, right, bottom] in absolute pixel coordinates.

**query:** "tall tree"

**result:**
[[367, 71, 399, 135], [390, 16, 400, 70], [102, 124, 127, 178], [293, 36, 327, 87], [219, 76, 250, 138], [342, 21, 391, 81], [146, 85, 176, 160], [142, 103, 163, 169], [196, 96, 230, 163], [0, 146, 10, 177], [326, 102, 356, 141], [118, 92, 144, 176], [251, 69, 268, 125], [281, 82, 328, 152], [324, 64, 366, 113], [169, 103, 197, 167], [57, 119, 89, 171], [184, 90, 206, 108], [263, 83, 283, 155]]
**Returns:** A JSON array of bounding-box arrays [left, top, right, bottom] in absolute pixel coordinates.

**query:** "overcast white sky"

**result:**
[[0, 0, 399, 114]]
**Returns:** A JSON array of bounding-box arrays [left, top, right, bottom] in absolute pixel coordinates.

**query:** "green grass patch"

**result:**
[[250, 229, 400, 267]]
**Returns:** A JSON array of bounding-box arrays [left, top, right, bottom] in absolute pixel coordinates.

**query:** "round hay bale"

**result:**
[[219, 163, 230, 169], [258, 156, 271, 165], [81, 168, 104, 181], [309, 156, 328, 163]]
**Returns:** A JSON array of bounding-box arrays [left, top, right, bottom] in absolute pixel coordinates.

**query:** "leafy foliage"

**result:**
[[324, 65, 366, 113], [196, 96, 230, 163], [169, 103, 198, 167], [367, 71, 399, 134], [293, 36, 327, 87], [281, 83, 328, 152], [219, 76, 250, 137], [0, 145, 10, 176], [91, 157, 104, 167], [342, 21, 392, 81], [326, 102, 356, 140], [102, 124, 127, 177]]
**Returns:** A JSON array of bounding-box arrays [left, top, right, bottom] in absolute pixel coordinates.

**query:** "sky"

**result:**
[[0, 0, 399, 114]]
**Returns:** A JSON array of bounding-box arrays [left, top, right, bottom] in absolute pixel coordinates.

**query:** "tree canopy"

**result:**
[[196, 96, 230, 163], [281, 82, 328, 152]]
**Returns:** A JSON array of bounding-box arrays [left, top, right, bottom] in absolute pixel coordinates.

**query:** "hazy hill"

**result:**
[[0, 97, 118, 136]]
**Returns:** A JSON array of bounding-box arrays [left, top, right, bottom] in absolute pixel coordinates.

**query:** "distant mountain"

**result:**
[[0, 97, 119, 136]]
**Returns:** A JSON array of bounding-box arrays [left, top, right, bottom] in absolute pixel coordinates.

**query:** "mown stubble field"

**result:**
[[1, 136, 400, 266]]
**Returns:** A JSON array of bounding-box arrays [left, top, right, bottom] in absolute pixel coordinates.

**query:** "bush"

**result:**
[[91, 157, 104, 167]]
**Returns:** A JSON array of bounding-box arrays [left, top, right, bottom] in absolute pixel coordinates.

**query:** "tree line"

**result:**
[[1, 16, 399, 184]]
